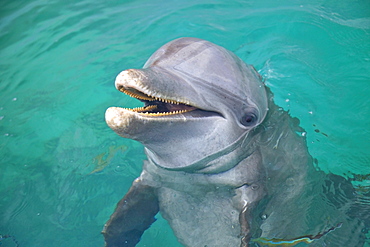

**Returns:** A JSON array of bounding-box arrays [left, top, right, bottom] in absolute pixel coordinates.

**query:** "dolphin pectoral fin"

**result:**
[[102, 179, 159, 247], [239, 203, 252, 247]]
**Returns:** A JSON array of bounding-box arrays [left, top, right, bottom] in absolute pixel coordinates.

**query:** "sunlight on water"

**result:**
[[0, 0, 369, 246]]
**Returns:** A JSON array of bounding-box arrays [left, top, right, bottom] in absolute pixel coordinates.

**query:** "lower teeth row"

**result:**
[[127, 105, 193, 116], [131, 105, 157, 112], [143, 109, 192, 116]]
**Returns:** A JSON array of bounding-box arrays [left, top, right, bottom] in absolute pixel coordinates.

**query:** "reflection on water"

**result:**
[[0, 0, 369, 246]]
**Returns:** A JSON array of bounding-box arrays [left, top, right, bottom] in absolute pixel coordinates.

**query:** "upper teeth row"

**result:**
[[122, 89, 181, 105]]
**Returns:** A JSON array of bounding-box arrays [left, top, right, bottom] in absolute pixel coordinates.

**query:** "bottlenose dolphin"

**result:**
[[102, 38, 366, 247]]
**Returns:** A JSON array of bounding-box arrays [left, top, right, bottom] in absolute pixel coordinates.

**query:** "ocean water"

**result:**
[[0, 0, 369, 246]]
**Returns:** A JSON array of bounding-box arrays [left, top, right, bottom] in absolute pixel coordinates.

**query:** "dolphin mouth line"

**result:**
[[118, 86, 219, 117]]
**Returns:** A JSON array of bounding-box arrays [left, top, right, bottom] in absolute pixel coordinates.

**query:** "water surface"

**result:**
[[0, 0, 369, 246]]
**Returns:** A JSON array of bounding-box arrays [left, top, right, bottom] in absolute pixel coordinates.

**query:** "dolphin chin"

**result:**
[[103, 38, 366, 247]]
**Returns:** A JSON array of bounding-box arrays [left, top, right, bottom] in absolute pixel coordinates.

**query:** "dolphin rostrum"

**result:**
[[102, 38, 367, 247]]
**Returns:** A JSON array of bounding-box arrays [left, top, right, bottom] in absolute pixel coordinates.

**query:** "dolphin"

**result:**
[[102, 38, 367, 247]]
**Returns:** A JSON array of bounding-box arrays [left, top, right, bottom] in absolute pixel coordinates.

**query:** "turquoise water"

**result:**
[[0, 0, 369, 246]]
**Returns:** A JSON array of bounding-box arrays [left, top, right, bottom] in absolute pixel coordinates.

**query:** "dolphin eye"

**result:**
[[241, 112, 258, 126]]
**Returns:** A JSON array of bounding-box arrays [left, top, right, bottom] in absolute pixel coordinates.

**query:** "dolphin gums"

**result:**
[[102, 38, 366, 247]]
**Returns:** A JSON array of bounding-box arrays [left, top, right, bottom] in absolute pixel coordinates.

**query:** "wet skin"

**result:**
[[102, 38, 367, 247]]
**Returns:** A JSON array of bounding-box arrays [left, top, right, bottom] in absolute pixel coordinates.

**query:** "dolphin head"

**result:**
[[105, 37, 268, 173]]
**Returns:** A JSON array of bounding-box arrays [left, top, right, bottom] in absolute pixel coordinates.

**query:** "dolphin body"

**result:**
[[102, 38, 366, 247]]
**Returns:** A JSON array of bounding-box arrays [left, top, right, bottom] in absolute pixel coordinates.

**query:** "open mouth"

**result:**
[[118, 86, 199, 116]]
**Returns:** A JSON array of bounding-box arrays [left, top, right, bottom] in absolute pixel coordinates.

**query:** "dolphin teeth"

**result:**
[[118, 87, 197, 116], [120, 87, 188, 106], [130, 105, 157, 112], [140, 108, 193, 116], [121, 89, 156, 101]]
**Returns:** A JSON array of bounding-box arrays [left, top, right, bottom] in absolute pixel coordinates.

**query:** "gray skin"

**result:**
[[102, 38, 366, 247]]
